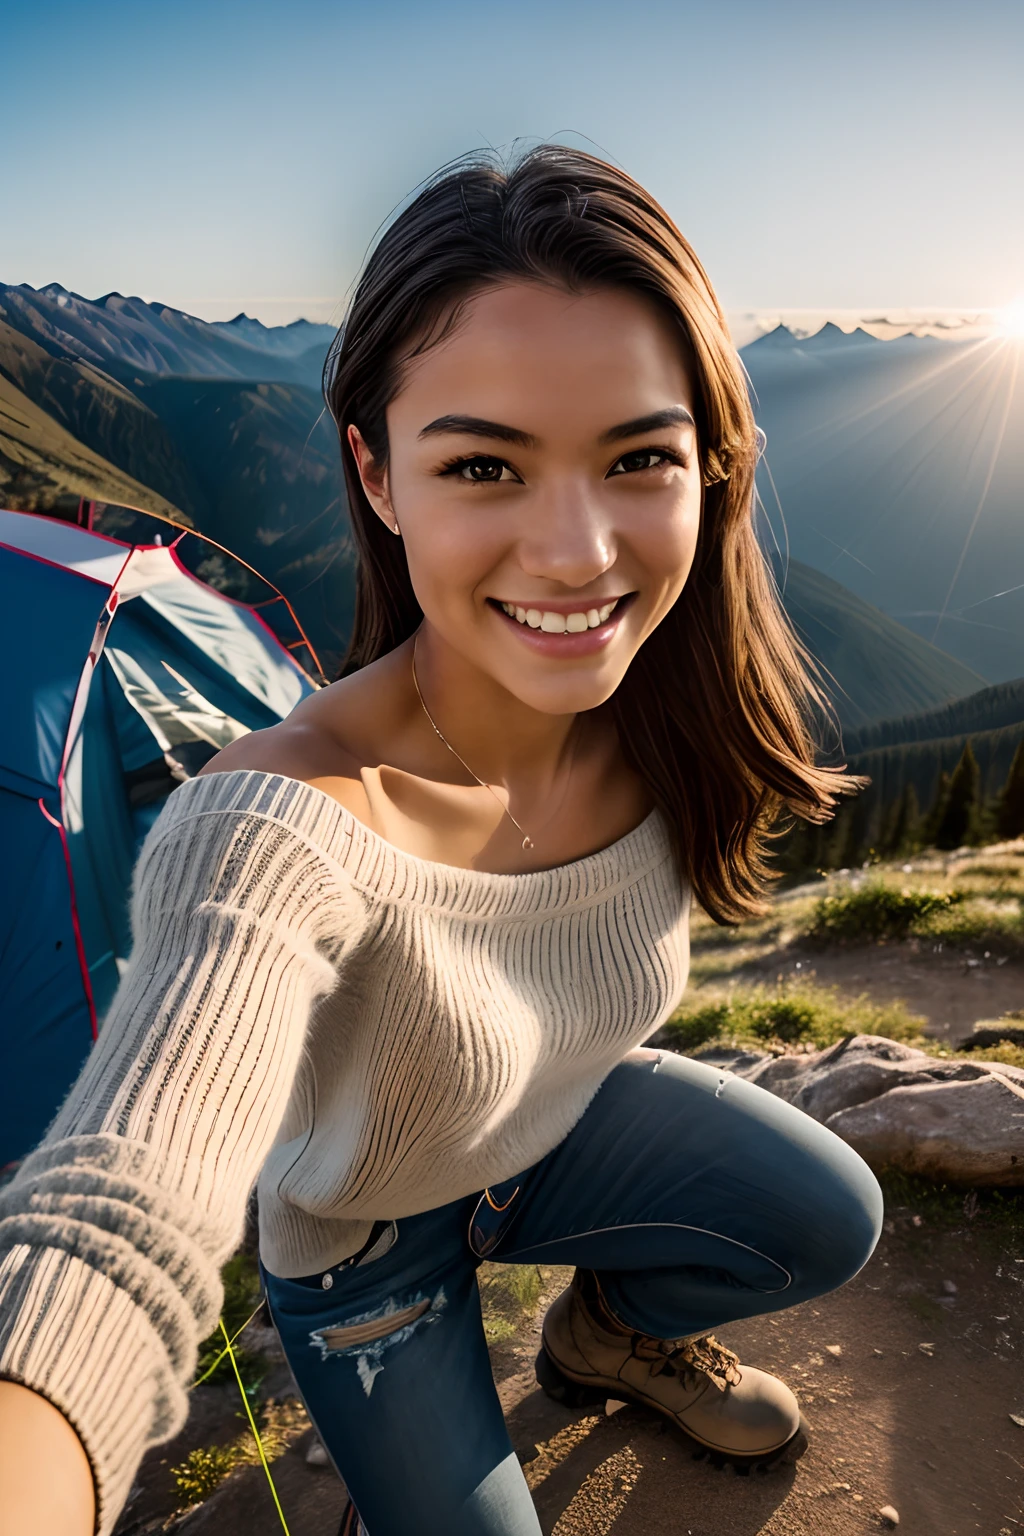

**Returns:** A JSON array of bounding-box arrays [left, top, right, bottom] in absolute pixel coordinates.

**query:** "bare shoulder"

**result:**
[[196, 684, 367, 810]]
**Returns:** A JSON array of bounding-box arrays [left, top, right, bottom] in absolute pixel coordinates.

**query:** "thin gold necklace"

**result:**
[[410, 639, 578, 853]]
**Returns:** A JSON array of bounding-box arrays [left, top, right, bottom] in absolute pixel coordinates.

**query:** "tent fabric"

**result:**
[[0, 509, 317, 1166]]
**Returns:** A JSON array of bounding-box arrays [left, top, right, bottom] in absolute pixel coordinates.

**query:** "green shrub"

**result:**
[[661, 983, 926, 1055], [663, 1004, 733, 1054], [748, 996, 821, 1044], [808, 883, 964, 944], [173, 1443, 246, 1506]]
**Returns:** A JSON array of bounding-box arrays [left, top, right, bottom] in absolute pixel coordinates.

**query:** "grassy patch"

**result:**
[[171, 1399, 308, 1510], [478, 1262, 557, 1344], [790, 851, 1024, 953], [961, 1042, 1024, 1068], [878, 1170, 1024, 1254], [807, 884, 965, 944], [662, 980, 1024, 1070], [660, 980, 928, 1056]]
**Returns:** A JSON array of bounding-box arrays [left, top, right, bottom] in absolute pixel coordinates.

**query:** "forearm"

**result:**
[[0, 1380, 95, 1536]]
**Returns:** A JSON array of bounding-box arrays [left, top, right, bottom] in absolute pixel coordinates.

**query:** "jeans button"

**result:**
[[321, 1272, 334, 1290]]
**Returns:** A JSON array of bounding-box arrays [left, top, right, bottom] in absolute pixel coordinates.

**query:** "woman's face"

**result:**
[[351, 281, 703, 716]]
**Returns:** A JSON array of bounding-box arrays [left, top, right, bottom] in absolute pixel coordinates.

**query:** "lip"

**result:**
[[487, 594, 635, 655]]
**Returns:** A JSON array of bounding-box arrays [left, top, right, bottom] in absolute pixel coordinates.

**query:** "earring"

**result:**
[[391, 519, 402, 537]]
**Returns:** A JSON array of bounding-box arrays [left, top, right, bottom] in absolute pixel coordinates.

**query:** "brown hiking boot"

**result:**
[[537, 1270, 808, 1472]]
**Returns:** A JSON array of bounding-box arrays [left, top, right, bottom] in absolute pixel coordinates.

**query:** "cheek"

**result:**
[[629, 485, 702, 598], [396, 488, 506, 609]]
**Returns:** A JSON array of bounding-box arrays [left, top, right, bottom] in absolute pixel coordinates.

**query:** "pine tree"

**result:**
[[888, 782, 921, 855], [997, 739, 1024, 840], [922, 770, 951, 848], [935, 742, 981, 850]]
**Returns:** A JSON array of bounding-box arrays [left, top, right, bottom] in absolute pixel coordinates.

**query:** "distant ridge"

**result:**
[[845, 677, 1024, 756], [0, 282, 333, 387], [744, 321, 881, 352]]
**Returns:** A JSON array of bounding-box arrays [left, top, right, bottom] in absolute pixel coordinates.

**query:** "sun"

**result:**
[[994, 297, 1024, 337]]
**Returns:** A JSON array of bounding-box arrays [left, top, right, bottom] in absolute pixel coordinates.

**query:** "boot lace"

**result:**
[[631, 1331, 743, 1392]]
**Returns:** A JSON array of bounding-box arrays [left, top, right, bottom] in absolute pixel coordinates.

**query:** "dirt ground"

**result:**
[[721, 939, 1024, 1048], [115, 1185, 1024, 1536], [112, 905, 1024, 1536]]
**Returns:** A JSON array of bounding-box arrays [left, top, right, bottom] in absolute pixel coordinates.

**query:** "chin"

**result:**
[[497, 669, 626, 717]]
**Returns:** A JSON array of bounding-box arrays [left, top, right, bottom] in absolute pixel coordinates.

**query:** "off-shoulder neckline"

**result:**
[[175, 768, 671, 913]]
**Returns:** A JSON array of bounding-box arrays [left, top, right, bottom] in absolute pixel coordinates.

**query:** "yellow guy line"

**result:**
[[189, 1304, 264, 1389], [219, 1317, 292, 1535]]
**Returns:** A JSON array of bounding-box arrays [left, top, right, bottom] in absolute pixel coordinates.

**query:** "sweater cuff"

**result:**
[[0, 1244, 187, 1536]]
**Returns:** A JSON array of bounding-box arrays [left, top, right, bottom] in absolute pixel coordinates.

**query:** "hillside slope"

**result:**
[[0, 369, 183, 521], [0, 318, 204, 518], [125, 375, 354, 673], [781, 560, 984, 731]]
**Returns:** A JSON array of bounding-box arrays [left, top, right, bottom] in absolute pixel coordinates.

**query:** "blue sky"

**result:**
[[4, 0, 1022, 326]]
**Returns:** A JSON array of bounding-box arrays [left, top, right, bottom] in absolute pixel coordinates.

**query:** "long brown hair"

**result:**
[[325, 145, 856, 923]]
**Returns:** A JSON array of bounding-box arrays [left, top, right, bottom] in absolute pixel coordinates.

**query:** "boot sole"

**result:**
[[535, 1344, 809, 1474]]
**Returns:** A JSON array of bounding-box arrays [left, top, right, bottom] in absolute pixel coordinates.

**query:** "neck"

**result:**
[[409, 624, 583, 795]]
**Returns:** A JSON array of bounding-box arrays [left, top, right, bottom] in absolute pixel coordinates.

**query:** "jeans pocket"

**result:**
[[467, 1174, 524, 1258]]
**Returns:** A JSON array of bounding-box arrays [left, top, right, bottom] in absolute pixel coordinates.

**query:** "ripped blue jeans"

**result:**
[[261, 1050, 883, 1536]]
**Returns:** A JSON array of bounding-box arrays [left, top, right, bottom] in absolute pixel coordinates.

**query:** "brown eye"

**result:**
[[610, 449, 675, 476], [459, 456, 511, 482]]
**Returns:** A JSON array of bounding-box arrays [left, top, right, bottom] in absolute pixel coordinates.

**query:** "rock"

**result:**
[[957, 1021, 1024, 1051], [826, 1073, 1024, 1186], [692, 1047, 770, 1074], [878, 1505, 900, 1527], [709, 1034, 1024, 1186], [825, 1344, 842, 1356], [306, 1438, 330, 1466], [942, 1279, 957, 1294], [1010, 1411, 1024, 1428]]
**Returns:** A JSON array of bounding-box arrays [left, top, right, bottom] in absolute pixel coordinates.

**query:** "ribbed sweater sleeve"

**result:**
[[0, 782, 362, 1535]]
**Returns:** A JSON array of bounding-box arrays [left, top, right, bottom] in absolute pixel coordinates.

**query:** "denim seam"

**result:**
[[497, 1220, 793, 1293]]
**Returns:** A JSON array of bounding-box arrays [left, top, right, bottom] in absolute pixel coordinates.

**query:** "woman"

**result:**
[[0, 146, 882, 1536]]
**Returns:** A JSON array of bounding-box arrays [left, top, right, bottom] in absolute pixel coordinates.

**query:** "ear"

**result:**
[[348, 423, 400, 535]]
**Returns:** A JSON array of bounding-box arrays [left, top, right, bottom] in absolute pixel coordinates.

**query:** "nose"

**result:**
[[516, 476, 616, 589]]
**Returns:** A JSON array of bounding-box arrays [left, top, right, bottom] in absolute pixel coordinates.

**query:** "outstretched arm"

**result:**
[[0, 772, 361, 1536], [0, 1381, 94, 1535]]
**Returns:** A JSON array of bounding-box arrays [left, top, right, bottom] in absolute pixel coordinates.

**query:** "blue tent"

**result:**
[[0, 509, 318, 1166]]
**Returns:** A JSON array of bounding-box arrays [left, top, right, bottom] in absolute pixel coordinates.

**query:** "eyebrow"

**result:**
[[417, 404, 696, 450], [599, 407, 696, 443], [418, 415, 536, 448]]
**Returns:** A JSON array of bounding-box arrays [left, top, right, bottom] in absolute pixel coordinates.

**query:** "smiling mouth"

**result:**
[[491, 596, 629, 634]]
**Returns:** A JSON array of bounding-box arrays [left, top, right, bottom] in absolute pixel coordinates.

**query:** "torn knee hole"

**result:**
[[309, 1288, 447, 1395]]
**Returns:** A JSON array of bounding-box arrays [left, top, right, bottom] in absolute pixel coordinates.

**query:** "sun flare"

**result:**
[[994, 297, 1024, 338]]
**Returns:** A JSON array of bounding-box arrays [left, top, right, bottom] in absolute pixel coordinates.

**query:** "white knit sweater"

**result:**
[[0, 769, 689, 1533]]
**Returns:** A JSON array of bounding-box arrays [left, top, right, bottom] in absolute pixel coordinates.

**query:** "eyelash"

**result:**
[[436, 447, 686, 482]]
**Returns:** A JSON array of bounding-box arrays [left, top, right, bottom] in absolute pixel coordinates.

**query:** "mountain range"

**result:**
[[0, 282, 1014, 718]]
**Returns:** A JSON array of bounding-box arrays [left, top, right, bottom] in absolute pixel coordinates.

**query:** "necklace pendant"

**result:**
[[521, 835, 534, 851]]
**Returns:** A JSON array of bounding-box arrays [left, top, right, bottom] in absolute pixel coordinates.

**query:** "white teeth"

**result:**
[[498, 598, 621, 632]]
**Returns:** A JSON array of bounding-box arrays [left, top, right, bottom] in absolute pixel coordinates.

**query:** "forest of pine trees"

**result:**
[[777, 736, 1024, 877]]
